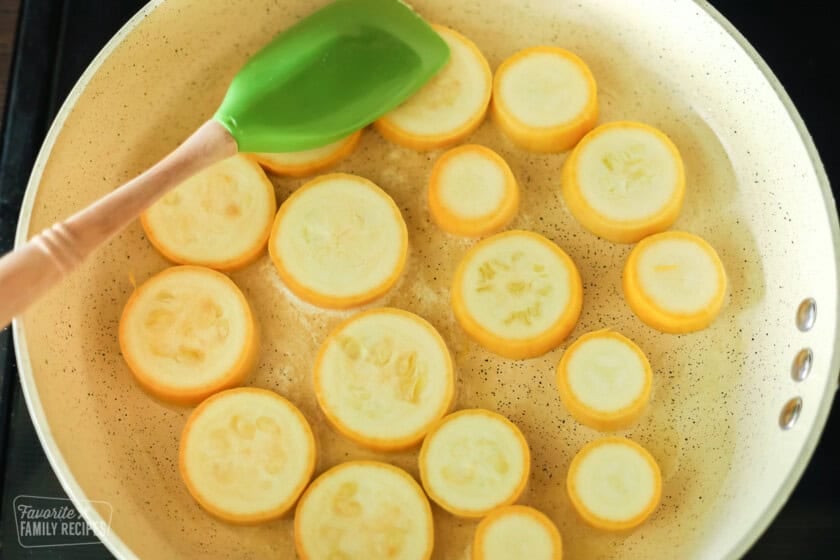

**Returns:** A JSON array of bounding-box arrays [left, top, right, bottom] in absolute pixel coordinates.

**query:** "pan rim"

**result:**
[[10, 1, 840, 559], [692, 3, 840, 557], [12, 2, 161, 558]]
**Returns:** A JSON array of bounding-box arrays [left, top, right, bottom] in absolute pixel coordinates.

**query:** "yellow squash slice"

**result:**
[[556, 330, 652, 431], [623, 231, 727, 333], [375, 25, 492, 151], [119, 266, 257, 405], [269, 173, 408, 309], [179, 388, 316, 524], [295, 461, 434, 560], [472, 505, 563, 560], [567, 437, 662, 532], [492, 46, 598, 152], [561, 121, 685, 243], [315, 307, 455, 451], [452, 230, 583, 359], [251, 131, 361, 177], [142, 154, 276, 271], [428, 144, 519, 237], [419, 409, 530, 518]]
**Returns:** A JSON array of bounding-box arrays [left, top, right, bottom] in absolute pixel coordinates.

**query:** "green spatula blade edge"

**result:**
[[213, 0, 450, 153]]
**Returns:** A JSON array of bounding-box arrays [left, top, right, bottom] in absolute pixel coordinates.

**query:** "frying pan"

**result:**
[[11, 0, 839, 558]]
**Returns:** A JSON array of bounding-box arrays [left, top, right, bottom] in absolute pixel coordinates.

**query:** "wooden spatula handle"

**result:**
[[0, 120, 237, 329]]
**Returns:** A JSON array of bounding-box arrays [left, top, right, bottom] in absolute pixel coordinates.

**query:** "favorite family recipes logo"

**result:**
[[13, 495, 112, 548]]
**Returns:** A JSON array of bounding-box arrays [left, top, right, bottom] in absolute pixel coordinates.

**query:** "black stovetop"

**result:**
[[0, 1, 838, 558]]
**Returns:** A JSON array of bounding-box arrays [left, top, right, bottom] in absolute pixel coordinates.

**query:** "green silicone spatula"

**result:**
[[0, 0, 449, 328], [216, 0, 449, 152]]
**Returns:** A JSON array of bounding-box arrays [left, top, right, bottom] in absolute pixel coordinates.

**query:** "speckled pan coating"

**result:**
[[11, 1, 840, 559]]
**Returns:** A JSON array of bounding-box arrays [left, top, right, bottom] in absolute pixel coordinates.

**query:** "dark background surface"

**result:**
[[0, 0, 19, 126], [0, 0, 837, 558]]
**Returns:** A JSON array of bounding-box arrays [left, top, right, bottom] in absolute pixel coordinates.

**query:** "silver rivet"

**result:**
[[779, 397, 803, 430], [791, 349, 813, 382], [796, 298, 817, 331]]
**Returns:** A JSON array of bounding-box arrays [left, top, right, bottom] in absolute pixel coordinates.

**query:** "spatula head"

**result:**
[[213, 0, 449, 153]]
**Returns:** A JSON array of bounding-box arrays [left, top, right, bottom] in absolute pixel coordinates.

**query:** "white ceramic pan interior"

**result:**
[[12, 0, 839, 558]]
